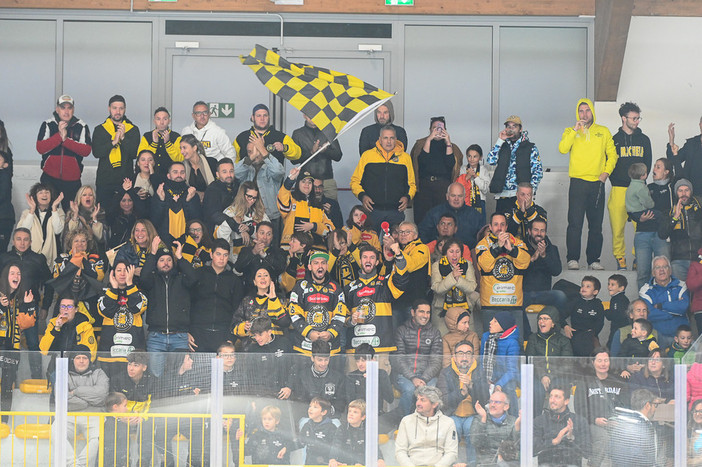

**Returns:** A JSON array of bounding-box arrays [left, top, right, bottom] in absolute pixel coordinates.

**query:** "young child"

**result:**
[[343, 205, 381, 252], [605, 274, 630, 348], [329, 399, 385, 467], [245, 405, 294, 465], [481, 311, 520, 415], [102, 392, 132, 467], [346, 343, 394, 406], [666, 324, 693, 363], [625, 162, 661, 222], [456, 144, 490, 219], [618, 318, 659, 358], [561, 276, 605, 357], [299, 397, 337, 465], [442, 308, 481, 368]]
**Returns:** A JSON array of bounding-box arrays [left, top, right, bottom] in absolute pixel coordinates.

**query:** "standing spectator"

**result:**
[[291, 340, 347, 415], [430, 238, 477, 334], [150, 162, 201, 243], [668, 118, 702, 194], [130, 149, 161, 200], [234, 103, 301, 165], [233, 221, 286, 290], [659, 178, 702, 280], [608, 389, 659, 466], [358, 101, 408, 156], [245, 316, 293, 399], [202, 157, 239, 233], [291, 113, 343, 199], [418, 182, 484, 250], [65, 185, 105, 244], [16, 183, 64, 268], [558, 98, 618, 271], [182, 220, 213, 268], [313, 178, 343, 229], [137, 106, 182, 175], [189, 238, 244, 353], [437, 340, 488, 465], [277, 167, 333, 250], [351, 126, 416, 230], [533, 384, 591, 466], [217, 182, 270, 257], [505, 183, 547, 241], [609, 102, 653, 270], [40, 295, 97, 360], [345, 343, 395, 407], [36, 95, 92, 212], [410, 116, 463, 224], [635, 158, 674, 289], [605, 274, 630, 348], [113, 219, 160, 281], [181, 100, 235, 161], [640, 255, 690, 350], [392, 299, 442, 415], [343, 205, 381, 252], [0, 144, 12, 253], [395, 386, 458, 467], [92, 95, 140, 204], [480, 311, 520, 414], [469, 390, 520, 466], [0, 119, 13, 172], [561, 276, 605, 357], [487, 115, 543, 214], [105, 179, 145, 249], [455, 143, 491, 218], [280, 231, 313, 294], [180, 134, 216, 200]]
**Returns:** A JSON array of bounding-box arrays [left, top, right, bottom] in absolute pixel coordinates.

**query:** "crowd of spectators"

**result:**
[[1, 95, 702, 465]]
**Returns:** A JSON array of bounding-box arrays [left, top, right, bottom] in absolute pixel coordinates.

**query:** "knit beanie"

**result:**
[[456, 311, 471, 327], [252, 103, 269, 115], [675, 178, 693, 195], [494, 311, 516, 332]]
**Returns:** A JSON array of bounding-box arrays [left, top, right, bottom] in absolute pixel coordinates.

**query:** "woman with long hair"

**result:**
[[629, 348, 674, 401], [343, 204, 380, 251], [277, 167, 333, 250], [180, 134, 216, 199], [16, 183, 65, 268], [114, 219, 160, 279], [430, 237, 477, 334], [182, 219, 213, 268], [216, 181, 269, 254], [131, 149, 164, 200], [65, 185, 105, 245], [106, 178, 147, 249], [690, 399, 702, 464], [0, 263, 37, 420]]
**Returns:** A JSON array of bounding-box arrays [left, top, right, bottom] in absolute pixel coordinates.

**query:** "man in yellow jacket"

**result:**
[[558, 98, 618, 271]]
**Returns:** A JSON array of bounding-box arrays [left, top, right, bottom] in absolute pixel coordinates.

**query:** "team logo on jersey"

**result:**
[[307, 304, 331, 329], [113, 307, 134, 332], [493, 257, 515, 281], [357, 298, 376, 323], [324, 382, 336, 395]]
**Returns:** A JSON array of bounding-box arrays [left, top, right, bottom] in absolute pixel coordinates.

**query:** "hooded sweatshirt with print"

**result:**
[[558, 98, 618, 181]]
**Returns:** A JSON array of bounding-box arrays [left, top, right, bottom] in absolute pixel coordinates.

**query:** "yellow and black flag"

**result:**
[[241, 44, 394, 144]]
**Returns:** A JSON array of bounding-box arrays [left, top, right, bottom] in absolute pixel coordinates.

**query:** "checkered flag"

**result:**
[[241, 44, 394, 144]]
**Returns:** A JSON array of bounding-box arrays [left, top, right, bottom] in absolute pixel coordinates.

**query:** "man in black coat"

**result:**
[[202, 157, 239, 232]]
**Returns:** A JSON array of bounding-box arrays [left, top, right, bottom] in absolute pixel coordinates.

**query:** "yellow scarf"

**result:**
[[451, 357, 477, 417], [101, 118, 134, 168]]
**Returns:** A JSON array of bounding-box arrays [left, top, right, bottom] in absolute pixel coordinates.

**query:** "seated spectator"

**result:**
[[244, 405, 294, 464], [52, 350, 108, 467], [328, 229, 360, 288], [605, 273, 630, 348], [469, 389, 520, 466], [610, 299, 657, 358], [505, 182, 546, 240], [313, 177, 343, 229], [150, 161, 201, 244], [246, 317, 293, 400], [455, 143, 490, 218], [533, 384, 590, 466], [667, 324, 693, 363], [689, 399, 702, 464], [480, 311, 520, 415], [658, 178, 702, 280], [280, 231, 313, 294], [182, 219, 212, 268], [430, 238, 477, 334], [299, 397, 336, 466], [396, 386, 457, 467], [630, 349, 674, 402], [442, 308, 480, 368], [65, 184, 105, 244], [96, 260, 147, 379], [393, 299, 443, 415], [561, 276, 605, 357], [218, 342, 253, 397], [51, 228, 105, 331], [202, 157, 239, 232], [437, 340, 488, 465], [418, 182, 484, 250], [102, 392, 133, 467], [113, 219, 160, 280], [105, 178, 146, 249], [574, 347, 629, 467], [234, 221, 286, 290], [180, 134, 216, 199], [525, 306, 573, 415], [40, 294, 97, 360], [16, 183, 64, 268], [346, 343, 394, 406], [618, 318, 659, 360], [140, 239, 195, 379], [608, 389, 659, 466], [343, 205, 380, 252], [640, 255, 690, 350], [231, 267, 290, 346], [330, 399, 384, 467], [189, 238, 244, 353], [291, 340, 347, 416], [423, 213, 470, 263], [216, 181, 269, 257], [277, 167, 333, 250]]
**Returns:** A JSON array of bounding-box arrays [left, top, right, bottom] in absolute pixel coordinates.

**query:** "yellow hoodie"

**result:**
[[558, 98, 618, 181]]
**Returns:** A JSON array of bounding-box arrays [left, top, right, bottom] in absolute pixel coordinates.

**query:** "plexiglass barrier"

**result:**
[[2, 350, 696, 466]]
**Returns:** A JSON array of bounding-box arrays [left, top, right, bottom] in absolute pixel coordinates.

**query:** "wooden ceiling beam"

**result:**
[[595, 0, 634, 101]]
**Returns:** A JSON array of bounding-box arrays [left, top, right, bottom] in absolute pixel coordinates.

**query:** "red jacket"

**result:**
[[36, 113, 92, 181], [686, 247, 702, 313]]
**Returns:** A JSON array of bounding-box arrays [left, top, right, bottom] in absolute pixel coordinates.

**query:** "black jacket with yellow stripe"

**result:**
[[344, 256, 408, 353], [231, 295, 291, 343], [40, 312, 97, 361], [288, 277, 348, 354], [97, 285, 147, 363]]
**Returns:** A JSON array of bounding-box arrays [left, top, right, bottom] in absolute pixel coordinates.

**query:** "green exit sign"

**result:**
[[386, 0, 414, 5]]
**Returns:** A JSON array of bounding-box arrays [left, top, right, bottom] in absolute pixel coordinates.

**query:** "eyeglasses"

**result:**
[[245, 193, 259, 200], [193, 111, 209, 117], [455, 351, 473, 356], [653, 265, 670, 271], [693, 410, 702, 415], [59, 304, 75, 311], [218, 353, 235, 358], [189, 228, 202, 233], [489, 399, 507, 405], [627, 116, 642, 122], [397, 230, 414, 236]]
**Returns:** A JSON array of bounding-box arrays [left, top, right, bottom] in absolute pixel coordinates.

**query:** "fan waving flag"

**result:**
[[240, 44, 394, 144]]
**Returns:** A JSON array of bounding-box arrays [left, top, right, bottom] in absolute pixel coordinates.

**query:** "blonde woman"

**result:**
[[65, 185, 104, 243], [216, 181, 269, 253]]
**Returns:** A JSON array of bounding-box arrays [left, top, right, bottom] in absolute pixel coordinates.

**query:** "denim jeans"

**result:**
[[395, 375, 437, 416], [146, 331, 190, 377], [452, 415, 476, 464], [672, 259, 691, 282], [634, 231, 671, 289]]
